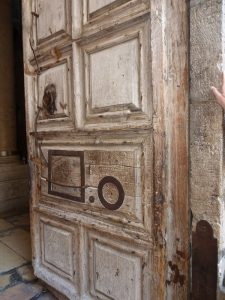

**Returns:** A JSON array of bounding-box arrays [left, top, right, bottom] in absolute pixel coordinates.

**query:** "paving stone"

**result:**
[[0, 274, 11, 291], [0, 228, 31, 261], [9, 269, 21, 285], [0, 282, 43, 300], [27, 282, 44, 294], [17, 265, 36, 282], [0, 242, 25, 273], [0, 220, 13, 232]]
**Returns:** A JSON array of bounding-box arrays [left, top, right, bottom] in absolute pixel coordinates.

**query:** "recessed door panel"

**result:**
[[35, 0, 71, 44], [74, 20, 151, 130], [81, 0, 148, 26], [88, 0, 116, 13], [38, 62, 69, 119], [39, 134, 152, 230], [48, 150, 85, 202], [89, 38, 140, 110], [87, 229, 150, 299], [35, 53, 74, 131], [33, 214, 80, 299], [41, 222, 74, 277]]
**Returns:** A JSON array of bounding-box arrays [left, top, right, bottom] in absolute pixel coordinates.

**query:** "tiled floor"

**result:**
[[0, 213, 57, 300]]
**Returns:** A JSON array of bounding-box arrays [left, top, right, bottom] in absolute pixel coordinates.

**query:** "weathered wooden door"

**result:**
[[22, 1, 189, 299]]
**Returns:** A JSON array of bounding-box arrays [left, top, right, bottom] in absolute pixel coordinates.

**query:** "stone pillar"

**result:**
[[190, 0, 225, 298], [0, 0, 17, 156]]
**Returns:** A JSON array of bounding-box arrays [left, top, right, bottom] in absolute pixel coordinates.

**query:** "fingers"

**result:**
[[222, 72, 225, 96], [211, 86, 225, 109]]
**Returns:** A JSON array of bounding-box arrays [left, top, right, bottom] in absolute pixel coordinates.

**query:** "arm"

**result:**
[[211, 73, 225, 109]]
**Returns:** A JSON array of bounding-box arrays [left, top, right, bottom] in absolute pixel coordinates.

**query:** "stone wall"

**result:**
[[190, 0, 225, 298], [0, 156, 29, 214]]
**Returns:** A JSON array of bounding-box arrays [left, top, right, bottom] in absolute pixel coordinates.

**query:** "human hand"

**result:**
[[211, 73, 225, 109]]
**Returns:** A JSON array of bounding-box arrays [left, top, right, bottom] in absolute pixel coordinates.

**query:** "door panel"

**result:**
[[47, 150, 85, 202], [35, 0, 71, 45], [38, 60, 71, 119], [34, 214, 80, 299], [77, 20, 151, 129], [23, 0, 189, 299], [39, 133, 152, 232], [87, 229, 149, 299], [88, 0, 116, 13], [33, 49, 74, 131], [82, 0, 149, 26], [41, 219, 76, 279]]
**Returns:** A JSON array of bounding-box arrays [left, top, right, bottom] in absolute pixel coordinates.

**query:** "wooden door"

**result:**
[[22, 1, 189, 299]]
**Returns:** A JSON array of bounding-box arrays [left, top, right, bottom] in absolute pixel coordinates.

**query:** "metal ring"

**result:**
[[98, 176, 124, 210]]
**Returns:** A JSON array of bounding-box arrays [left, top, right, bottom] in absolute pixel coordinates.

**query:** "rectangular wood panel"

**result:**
[[41, 222, 74, 277], [81, 0, 147, 26], [48, 150, 85, 202], [75, 19, 151, 130], [35, 53, 74, 131], [33, 214, 80, 299], [88, 0, 116, 13], [89, 38, 140, 110], [39, 134, 152, 230], [37, 60, 70, 120], [87, 229, 149, 299], [35, 0, 71, 45]]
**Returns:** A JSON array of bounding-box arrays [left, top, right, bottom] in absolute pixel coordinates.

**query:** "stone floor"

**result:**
[[0, 213, 57, 300]]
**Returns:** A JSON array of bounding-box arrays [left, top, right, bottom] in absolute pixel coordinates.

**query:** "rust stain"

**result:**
[[30, 156, 43, 168], [24, 63, 36, 76], [166, 261, 185, 287], [176, 249, 186, 260], [51, 47, 62, 61]]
